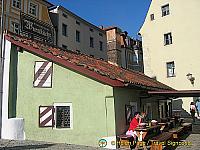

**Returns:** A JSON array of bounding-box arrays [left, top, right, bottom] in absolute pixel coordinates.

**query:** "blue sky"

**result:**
[[48, 0, 151, 38]]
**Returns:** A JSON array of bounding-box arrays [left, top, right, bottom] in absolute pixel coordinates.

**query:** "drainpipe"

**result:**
[[0, 0, 5, 138]]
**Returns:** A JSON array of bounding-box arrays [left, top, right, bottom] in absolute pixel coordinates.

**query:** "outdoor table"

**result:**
[[169, 126, 184, 139], [158, 123, 168, 131], [135, 125, 161, 141]]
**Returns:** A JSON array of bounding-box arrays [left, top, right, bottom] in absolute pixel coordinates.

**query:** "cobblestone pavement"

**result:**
[[175, 117, 200, 150]]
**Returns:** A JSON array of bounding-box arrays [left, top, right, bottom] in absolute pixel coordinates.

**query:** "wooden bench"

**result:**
[[149, 132, 173, 150], [169, 126, 184, 139], [181, 123, 192, 132]]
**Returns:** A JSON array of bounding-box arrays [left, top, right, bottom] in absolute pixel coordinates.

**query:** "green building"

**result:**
[[2, 32, 173, 148]]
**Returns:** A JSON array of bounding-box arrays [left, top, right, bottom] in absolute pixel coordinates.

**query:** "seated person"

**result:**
[[126, 112, 141, 138], [126, 112, 141, 149]]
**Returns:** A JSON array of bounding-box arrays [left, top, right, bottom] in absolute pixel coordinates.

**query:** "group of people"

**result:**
[[190, 99, 200, 122]]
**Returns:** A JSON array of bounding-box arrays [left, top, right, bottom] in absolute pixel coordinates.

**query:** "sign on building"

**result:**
[[20, 12, 54, 44]]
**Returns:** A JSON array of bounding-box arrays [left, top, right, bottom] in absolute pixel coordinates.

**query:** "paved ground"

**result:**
[[175, 117, 200, 150], [0, 117, 200, 150], [0, 139, 106, 150]]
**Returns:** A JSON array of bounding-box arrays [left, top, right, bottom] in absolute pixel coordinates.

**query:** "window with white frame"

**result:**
[[12, 0, 21, 9], [33, 61, 53, 88], [161, 4, 170, 17], [54, 103, 73, 129], [164, 32, 172, 45], [29, 2, 38, 16], [166, 61, 175, 77], [12, 22, 20, 34]]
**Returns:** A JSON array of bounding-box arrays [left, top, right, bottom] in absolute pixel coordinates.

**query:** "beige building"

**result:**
[[0, 0, 54, 43], [49, 6, 107, 60], [104, 26, 143, 72], [140, 0, 200, 116]]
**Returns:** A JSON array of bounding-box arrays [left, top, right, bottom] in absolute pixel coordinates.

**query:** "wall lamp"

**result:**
[[186, 73, 195, 85]]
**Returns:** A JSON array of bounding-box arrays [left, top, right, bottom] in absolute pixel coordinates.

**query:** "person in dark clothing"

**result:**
[[190, 102, 196, 123]]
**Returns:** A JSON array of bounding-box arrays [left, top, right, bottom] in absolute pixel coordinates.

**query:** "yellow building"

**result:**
[[140, 0, 200, 116], [0, 0, 54, 43]]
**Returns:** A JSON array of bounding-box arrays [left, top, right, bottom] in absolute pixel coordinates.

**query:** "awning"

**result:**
[[148, 90, 200, 98]]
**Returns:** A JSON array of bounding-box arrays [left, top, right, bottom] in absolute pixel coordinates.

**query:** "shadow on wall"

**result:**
[[172, 99, 190, 117]]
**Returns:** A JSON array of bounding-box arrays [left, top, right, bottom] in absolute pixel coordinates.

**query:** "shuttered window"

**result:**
[[34, 61, 53, 88], [39, 106, 54, 127], [39, 103, 73, 129]]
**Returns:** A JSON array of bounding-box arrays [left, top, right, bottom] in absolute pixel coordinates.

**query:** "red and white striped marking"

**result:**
[[39, 106, 54, 127], [34, 61, 53, 87]]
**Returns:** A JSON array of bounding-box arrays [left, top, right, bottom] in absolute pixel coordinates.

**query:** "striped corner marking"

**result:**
[[34, 61, 53, 88], [39, 106, 54, 127]]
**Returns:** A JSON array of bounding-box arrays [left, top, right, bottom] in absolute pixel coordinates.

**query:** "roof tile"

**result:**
[[5, 32, 173, 90]]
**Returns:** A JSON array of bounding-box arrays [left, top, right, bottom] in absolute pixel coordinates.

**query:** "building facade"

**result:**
[[49, 6, 107, 60], [0, 0, 54, 43], [104, 26, 143, 72], [2, 32, 172, 147], [140, 0, 200, 115]]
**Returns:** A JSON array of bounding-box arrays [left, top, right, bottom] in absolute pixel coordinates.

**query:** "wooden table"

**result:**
[[135, 125, 161, 141], [169, 126, 184, 139]]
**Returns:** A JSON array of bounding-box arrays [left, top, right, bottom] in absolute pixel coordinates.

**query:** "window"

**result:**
[[99, 41, 103, 51], [62, 13, 68, 18], [62, 23, 67, 36], [76, 30, 80, 42], [29, 2, 38, 16], [90, 28, 94, 32], [34, 61, 53, 88], [150, 14, 154, 21], [99, 33, 103, 37], [76, 21, 80, 25], [166, 61, 175, 77], [76, 50, 80, 53], [62, 44, 67, 50], [56, 106, 71, 128], [90, 37, 94, 48], [133, 54, 139, 64], [127, 52, 138, 65], [39, 103, 73, 129], [12, 0, 21, 9], [164, 32, 172, 45], [161, 4, 170, 16], [12, 22, 20, 34]]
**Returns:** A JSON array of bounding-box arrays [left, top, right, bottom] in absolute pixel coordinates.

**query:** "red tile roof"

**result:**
[[5, 32, 173, 91]]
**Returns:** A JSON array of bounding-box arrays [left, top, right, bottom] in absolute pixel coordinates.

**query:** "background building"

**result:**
[[0, 0, 54, 40], [49, 6, 107, 60], [140, 0, 200, 116], [104, 26, 143, 72]]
